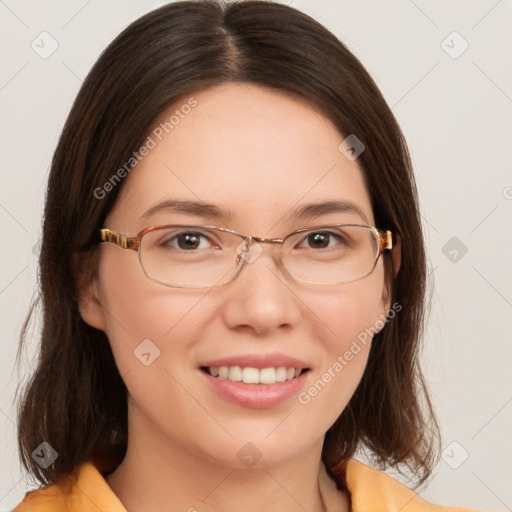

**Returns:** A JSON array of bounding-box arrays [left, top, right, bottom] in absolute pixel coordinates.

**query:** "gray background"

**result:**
[[1, 0, 511, 510]]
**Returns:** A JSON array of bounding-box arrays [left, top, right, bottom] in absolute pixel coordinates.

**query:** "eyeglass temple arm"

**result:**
[[379, 230, 393, 253], [99, 228, 140, 250]]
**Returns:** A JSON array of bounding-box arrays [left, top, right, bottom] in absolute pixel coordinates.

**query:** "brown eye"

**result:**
[[161, 231, 213, 251], [306, 232, 329, 249], [301, 231, 345, 250], [176, 233, 202, 250]]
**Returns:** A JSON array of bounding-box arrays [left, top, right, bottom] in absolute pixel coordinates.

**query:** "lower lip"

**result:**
[[200, 369, 309, 409]]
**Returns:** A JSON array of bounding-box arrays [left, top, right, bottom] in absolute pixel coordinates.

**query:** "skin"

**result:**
[[79, 82, 401, 512]]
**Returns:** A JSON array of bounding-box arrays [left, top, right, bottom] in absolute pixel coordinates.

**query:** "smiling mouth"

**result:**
[[200, 366, 310, 385]]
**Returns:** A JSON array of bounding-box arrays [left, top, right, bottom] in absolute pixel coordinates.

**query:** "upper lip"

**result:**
[[200, 352, 310, 370]]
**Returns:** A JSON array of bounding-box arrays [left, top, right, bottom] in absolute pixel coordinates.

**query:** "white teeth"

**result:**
[[207, 366, 303, 384], [242, 367, 259, 384], [275, 367, 287, 382], [228, 366, 242, 382], [259, 367, 275, 384]]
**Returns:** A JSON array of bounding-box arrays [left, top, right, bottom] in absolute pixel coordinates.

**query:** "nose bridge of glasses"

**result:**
[[235, 234, 284, 266], [251, 235, 283, 245]]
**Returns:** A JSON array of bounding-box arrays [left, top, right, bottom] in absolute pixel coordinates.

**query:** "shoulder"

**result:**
[[12, 477, 74, 512], [344, 458, 490, 512], [12, 461, 126, 512]]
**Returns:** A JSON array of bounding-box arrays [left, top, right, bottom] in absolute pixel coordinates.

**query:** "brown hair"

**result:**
[[15, 0, 440, 491]]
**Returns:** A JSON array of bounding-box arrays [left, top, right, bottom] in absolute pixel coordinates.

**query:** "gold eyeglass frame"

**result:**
[[98, 223, 394, 288]]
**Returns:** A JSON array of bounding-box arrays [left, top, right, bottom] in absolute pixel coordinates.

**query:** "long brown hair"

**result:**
[[15, 0, 440, 491]]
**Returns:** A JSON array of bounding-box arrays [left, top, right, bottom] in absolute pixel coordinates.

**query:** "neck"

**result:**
[[105, 405, 349, 512]]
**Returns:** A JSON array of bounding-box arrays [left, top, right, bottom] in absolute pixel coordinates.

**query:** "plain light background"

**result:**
[[1, 0, 511, 510]]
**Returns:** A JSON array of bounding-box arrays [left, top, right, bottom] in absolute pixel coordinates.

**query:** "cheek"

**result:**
[[296, 271, 387, 427], [311, 265, 387, 351], [95, 251, 221, 447], [95, 248, 211, 374]]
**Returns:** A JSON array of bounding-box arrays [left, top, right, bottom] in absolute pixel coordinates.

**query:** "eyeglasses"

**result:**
[[98, 223, 393, 288]]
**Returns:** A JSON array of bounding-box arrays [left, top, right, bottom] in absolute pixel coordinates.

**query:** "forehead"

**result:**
[[106, 83, 374, 233]]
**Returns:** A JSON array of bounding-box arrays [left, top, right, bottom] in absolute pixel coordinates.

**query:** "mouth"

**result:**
[[200, 365, 310, 385]]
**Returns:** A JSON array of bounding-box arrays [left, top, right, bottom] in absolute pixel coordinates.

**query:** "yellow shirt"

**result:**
[[13, 458, 487, 511]]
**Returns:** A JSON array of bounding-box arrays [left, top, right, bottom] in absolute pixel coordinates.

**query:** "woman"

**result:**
[[13, 1, 489, 510]]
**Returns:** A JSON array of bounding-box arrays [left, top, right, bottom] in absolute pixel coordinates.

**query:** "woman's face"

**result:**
[[81, 82, 393, 468]]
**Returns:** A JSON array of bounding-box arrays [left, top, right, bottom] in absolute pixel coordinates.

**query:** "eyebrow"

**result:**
[[140, 199, 369, 225], [140, 200, 230, 223], [291, 200, 369, 224]]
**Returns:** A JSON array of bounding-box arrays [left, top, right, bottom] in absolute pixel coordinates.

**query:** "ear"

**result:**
[[73, 252, 106, 331], [380, 234, 402, 313]]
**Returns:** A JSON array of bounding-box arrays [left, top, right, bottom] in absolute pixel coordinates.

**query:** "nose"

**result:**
[[220, 240, 302, 337]]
